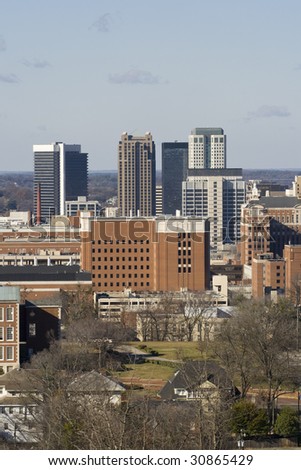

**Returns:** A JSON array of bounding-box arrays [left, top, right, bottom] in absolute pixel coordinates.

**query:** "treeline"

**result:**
[[6, 292, 300, 450]]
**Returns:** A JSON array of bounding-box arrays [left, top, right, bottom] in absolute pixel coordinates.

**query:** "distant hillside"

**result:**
[[242, 169, 301, 186], [0, 169, 300, 215]]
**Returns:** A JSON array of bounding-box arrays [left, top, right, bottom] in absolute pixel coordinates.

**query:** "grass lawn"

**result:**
[[115, 361, 177, 381], [128, 341, 213, 361], [113, 341, 215, 390]]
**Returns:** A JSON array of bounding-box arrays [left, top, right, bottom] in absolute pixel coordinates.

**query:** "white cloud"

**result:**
[[246, 105, 291, 121], [23, 59, 51, 69], [109, 69, 164, 85], [90, 13, 111, 33], [0, 73, 20, 84]]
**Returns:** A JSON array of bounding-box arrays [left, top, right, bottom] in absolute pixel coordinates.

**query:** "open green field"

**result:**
[[128, 341, 212, 361], [115, 361, 177, 381], [114, 341, 215, 390]]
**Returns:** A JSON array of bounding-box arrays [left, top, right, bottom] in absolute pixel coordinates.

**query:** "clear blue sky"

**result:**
[[0, 0, 301, 171]]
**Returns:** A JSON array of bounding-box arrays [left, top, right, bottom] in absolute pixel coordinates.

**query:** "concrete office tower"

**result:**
[[188, 128, 226, 169], [162, 142, 188, 215], [182, 168, 245, 249], [118, 132, 156, 217], [33, 142, 88, 221]]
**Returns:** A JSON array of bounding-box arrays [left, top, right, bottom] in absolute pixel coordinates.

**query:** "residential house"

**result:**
[[0, 369, 38, 443], [68, 370, 126, 405], [159, 361, 240, 408]]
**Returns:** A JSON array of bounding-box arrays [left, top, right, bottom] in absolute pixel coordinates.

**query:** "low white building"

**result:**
[[0, 369, 38, 443]]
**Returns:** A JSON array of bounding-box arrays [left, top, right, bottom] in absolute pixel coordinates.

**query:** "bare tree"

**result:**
[[214, 314, 254, 398], [62, 286, 97, 326], [135, 293, 178, 341], [215, 297, 297, 425], [177, 291, 215, 342]]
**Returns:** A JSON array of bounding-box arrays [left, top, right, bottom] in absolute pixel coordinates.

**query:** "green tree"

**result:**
[[230, 400, 269, 436], [274, 407, 300, 436]]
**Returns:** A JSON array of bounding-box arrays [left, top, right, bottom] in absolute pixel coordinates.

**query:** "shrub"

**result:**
[[231, 400, 269, 436], [274, 407, 299, 436]]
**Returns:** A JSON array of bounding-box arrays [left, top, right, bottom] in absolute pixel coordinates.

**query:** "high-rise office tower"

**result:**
[[33, 142, 88, 222], [188, 128, 226, 169], [118, 132, 156, 217], [162, 142, 188, 215], [182, 168, 246, 249]]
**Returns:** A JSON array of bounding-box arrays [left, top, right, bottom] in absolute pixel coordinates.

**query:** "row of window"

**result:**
[[92, 256, 149, 262], [92, 248, 150, 254], [92, 273, 150, 279], [178, 267, 192, 274], [0, 307, 14, 322], [92, 265, 150, 271], [92, 239, 150, 245], [0, 327, 14, 341], [0, 406, 35, 415], [0, 346, 15, 360], [93, 282, 150, 288]]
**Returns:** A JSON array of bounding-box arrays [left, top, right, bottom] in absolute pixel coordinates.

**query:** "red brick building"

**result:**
[[80, 216, 210, 293]]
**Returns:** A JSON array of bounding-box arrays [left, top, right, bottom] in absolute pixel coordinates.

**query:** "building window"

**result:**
[[6, 307, 14, 322], [0, 308, 3, 322], [6, 346, 14, 361], [29, 323, 36, 337], [0, 347, 3, 360], [6, 327, 14, 341]]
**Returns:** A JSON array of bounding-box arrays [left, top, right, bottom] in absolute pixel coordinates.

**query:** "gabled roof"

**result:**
[[68, 371, 125, 393], [202, 306, 235, 319], [0, 368, 39, 392], [159, 360, 238, 400]]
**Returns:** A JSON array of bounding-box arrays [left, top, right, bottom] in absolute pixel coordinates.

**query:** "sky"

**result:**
[[0, 0, 301, 171]]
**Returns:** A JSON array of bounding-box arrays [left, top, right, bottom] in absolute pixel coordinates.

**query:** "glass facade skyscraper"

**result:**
[[162, 142, 188, 215], [33, 142, 88, 222]]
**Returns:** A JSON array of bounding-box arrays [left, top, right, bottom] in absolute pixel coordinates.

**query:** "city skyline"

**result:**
[[0, 1, 301, 171]]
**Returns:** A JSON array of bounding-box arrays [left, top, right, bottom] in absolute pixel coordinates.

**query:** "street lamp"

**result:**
[[237, 429, 246, 450]]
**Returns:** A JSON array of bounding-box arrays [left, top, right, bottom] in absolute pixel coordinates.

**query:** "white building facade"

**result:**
[[188, 128, 226, 169], [182, 169, 246, 249]]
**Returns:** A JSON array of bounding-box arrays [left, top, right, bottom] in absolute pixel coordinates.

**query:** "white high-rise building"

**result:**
[[182, 169, 246, 249], [188, 128, 226, 169]]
